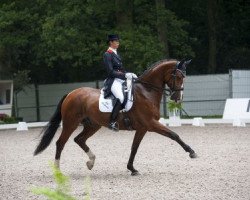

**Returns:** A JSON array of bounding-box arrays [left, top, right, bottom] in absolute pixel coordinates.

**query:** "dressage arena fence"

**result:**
[[12, 69, 250, 122]]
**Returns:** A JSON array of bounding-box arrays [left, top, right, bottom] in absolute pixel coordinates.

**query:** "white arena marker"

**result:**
[[223, 98, 249, 127], [233, 118, 246, 127], [223, 98, 250, 120], [159, 118, 167, 125], [169, 116, 182, 127], [192, 117, 205, 127], [16, 122, 28, 131]]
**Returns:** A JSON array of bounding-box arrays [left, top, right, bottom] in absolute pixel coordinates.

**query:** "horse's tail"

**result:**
[[34, 94, 68, 156]]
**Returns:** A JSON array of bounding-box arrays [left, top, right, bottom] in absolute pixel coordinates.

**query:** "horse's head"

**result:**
[[165, 60, 191, 102]]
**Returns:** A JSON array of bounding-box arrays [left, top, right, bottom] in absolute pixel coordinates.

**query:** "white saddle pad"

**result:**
[[99, 79, 134, 112]]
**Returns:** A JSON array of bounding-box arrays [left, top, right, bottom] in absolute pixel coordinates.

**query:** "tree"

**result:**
[[155, 0, 170, 57], [0, 0, 47, 82], [1, 0, 248, 83], [155, 1, 194, 60], [217, 0, 250, 71], [115, 0, 133, 29], [207, 0, 217, 73]]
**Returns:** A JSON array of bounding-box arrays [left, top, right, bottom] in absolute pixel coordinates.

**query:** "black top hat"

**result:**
[[107, 34, 119, 42]]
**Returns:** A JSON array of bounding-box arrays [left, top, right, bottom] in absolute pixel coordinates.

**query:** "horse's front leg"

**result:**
[[150, 120, 197, 158], [127, 129, 147, 176]]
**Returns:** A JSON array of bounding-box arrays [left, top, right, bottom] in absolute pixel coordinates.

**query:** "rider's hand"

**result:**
[[125, 73, 137, 79], [132, 73, 137, 78], [125, 73, 133, 79]]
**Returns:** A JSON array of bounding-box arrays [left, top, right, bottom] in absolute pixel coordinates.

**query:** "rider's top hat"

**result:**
[[107, 34, 119, 43]]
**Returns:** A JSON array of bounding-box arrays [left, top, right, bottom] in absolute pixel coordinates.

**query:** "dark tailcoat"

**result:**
[[103, 49, 126, 98]]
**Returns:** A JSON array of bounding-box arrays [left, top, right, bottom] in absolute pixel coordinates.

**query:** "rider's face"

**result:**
[[110, 40, 119, 49]]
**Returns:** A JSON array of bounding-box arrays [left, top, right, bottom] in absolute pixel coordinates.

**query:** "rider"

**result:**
[[103, 34, 133, 131]]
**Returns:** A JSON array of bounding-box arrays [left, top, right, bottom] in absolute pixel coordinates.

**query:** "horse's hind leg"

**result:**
[[55, 122, 79, 169], [74, 123, 101, 170]]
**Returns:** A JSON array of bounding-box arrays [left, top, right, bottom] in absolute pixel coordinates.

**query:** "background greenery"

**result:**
[[0, 0, 249, 84], [32, 163, 91, 200]]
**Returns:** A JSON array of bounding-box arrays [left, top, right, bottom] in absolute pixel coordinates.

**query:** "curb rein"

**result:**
[[134, 68, 185, 98]]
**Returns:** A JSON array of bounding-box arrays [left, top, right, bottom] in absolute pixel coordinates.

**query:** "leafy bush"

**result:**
[[167, 100, 182, 112], [0, 113, 8, 120], [32, 163, 76, 200], [32, 163, 91, 200], [0, 114, 18, 124]]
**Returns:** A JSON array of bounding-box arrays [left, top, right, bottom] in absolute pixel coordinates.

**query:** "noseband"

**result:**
[[170, 69, 185, 94]]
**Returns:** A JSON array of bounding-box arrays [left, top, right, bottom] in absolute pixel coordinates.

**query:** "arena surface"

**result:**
[[0, 125, 250, 200]]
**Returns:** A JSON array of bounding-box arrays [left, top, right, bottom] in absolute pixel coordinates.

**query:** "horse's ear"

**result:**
[[185, 59, 192, 66], [177, 59, 185, 70]]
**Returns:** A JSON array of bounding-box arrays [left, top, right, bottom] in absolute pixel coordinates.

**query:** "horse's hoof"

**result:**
[[86, 161, 94, 170], [189, 152, 198, 158], [131, 171, 140, 176]]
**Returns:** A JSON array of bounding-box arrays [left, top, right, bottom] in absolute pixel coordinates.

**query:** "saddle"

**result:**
[[99, 78, 134, 112]]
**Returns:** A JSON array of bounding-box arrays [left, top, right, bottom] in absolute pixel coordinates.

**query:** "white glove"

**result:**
[[132, 73, 138, 78], [125, 73, 133, 79], [125, 73, 137, 79]]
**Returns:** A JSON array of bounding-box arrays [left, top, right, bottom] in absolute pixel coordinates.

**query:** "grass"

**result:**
[[31, 163, 91, 200], [180, 115, 223, 119]]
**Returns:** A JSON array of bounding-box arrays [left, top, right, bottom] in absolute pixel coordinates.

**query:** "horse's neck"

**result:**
[[140, 64, 165, 88], [140, 61, 175, 87], [137, 65, 166, 106], [137, 62, 175, 106]]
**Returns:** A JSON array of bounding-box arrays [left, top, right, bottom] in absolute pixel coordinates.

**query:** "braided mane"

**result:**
[[139, 59, 176, 78]]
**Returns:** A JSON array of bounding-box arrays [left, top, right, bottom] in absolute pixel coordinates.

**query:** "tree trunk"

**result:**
[[207, 0, 217, 73], [155, 0, 170, 58], [0, 47, 11, 79], [0, 47, 4, 79], [115, 0, 133, 29]]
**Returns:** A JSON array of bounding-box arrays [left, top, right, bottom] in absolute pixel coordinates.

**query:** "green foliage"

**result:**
[[0, 114, 18, 124], [167, 100, 182, 113], [118, 26, 164, 74], [13, 70, 30, 93], [181, 115, 222, 119], [32, 163, 91, 200], [156, 6, 194, 59], [32, 163, 76, 200], [0, 0, 249, 82], [83, 175, 91, 200]]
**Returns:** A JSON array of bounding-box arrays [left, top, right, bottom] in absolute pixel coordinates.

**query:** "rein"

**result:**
[[135, 79, 173, 96], [134, 69, 184, 97]]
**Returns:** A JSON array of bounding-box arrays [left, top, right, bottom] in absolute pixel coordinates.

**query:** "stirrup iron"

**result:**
[[109, 122, 119, 132]]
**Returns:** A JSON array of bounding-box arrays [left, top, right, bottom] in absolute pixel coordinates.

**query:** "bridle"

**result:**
[[170, 68, 185, 95], [135, 67, 185, 97]]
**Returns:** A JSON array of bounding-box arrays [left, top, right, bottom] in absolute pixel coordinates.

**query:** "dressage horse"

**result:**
[[34, 59, 197, 176]]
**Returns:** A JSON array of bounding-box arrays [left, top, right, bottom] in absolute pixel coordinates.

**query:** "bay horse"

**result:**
[[34, 59, 197, 176]]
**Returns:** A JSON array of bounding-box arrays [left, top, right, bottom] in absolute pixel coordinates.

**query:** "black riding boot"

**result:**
[[109, 99, 122, 132]]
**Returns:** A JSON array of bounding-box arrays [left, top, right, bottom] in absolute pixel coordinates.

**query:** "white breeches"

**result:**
[[111, 78, 125, 103]]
